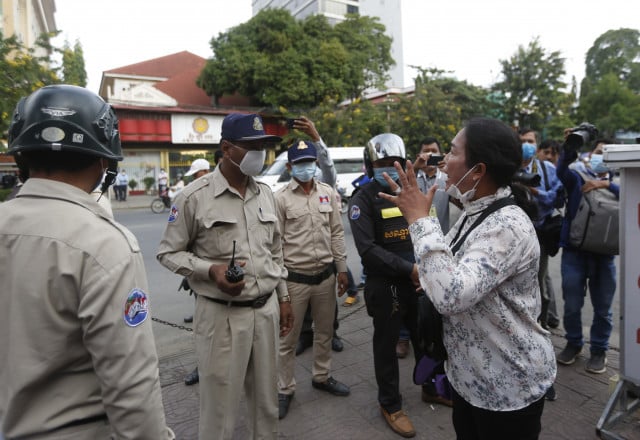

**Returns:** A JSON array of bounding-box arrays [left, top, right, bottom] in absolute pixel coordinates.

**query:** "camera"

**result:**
[[512, 171, 542, 187], [286, 118, 299, 130], [426, 155, 445, 166], [225, 240, 244, 283], [565, 122, 598, 151]]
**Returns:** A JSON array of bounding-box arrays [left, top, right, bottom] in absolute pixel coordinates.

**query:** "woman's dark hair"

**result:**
[[539, 139, 560, 154], [463, 117, 538, 220]]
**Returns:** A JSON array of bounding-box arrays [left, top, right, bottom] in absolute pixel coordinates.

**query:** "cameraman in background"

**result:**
[[555, 124, 619, 374], [518, 129, 564, 332]]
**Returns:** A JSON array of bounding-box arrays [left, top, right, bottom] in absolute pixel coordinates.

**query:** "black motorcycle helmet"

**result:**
[[8, 84, 122, 161], [363, 133, 406, 178]]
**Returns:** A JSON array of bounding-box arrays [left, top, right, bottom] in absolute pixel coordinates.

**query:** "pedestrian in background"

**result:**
[[114, 168, 129, 201], [157, 113, 293, 440], [380, 117, 555, 440], [0, 85, 174, 439]]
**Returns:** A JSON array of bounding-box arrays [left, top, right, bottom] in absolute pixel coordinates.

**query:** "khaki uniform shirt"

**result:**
[[157, 166, 288, 301], [0, 179, 172, 439], [275, 179, 348, 274]]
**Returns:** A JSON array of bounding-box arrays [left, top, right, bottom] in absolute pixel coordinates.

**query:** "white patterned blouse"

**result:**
[[408, 186, 556, 411]]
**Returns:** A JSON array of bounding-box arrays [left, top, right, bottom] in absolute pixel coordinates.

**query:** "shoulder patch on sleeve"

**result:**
[[124, 288, 149, 327], [168, 205, 179, 223], [350, 205, 361, 220]]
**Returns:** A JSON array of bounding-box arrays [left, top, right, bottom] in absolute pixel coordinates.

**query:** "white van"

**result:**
[[257, 146, 365, 198]]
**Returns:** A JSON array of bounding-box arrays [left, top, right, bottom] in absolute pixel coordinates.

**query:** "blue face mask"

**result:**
[[373, 167, 399, 188], [522, 143, 536, 161], [291, 162, 317, 182], [590, 154, 608, 174]]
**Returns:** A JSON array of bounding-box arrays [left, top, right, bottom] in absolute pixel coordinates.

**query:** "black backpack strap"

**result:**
[[451, 198, 516, 255], [539, 159, 550, 191]]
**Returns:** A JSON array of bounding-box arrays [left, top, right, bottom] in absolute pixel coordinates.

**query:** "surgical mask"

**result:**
[[590, 154, 609, 174], [373, 167, 398, 188], [291, 162, 317, 182], [522, 143, 536, 161], [229, 149, 266, 176], [445, 165, 480, 204]]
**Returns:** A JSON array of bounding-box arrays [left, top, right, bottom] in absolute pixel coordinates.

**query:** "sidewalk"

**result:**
[[155, 299, 640, 440], [110, 193, 157, 211]]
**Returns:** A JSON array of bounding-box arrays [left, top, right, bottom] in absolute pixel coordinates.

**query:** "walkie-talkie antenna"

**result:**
[[229, 240, 237, 269]]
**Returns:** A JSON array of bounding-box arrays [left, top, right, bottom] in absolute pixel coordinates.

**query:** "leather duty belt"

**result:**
[[205, 292, 273, 308], [287, 264, 335, 285]]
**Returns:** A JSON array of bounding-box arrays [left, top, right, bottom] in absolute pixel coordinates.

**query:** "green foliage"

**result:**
[[61, 40, 87, 86], [0, 188, 12, 202], [578, 28, 640, 138], [197, 9, 392, 108], [128, 179, 138, 190], [492, 38, 572, 136], [142, 176, 156, 191], [1, 31, 61, 138], [307, 69, 495, 157]]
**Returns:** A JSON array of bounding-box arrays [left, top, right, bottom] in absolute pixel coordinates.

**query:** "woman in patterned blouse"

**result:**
[[380, 117, 556, 440]]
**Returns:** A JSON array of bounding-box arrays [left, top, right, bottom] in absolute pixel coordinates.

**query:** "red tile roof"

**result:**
[[105, 51, 212, 106]]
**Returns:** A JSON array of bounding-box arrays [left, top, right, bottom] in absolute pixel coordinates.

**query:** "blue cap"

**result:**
[[287, 140, 317, 163], [220, 113, 282, 143]]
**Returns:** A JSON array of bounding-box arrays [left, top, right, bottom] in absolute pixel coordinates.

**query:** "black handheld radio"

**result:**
[[225, 240, 244, 282]]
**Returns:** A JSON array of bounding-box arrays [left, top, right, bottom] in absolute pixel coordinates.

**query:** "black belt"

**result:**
[[205, 292, 272, 308], [287, 264, 335, 285]]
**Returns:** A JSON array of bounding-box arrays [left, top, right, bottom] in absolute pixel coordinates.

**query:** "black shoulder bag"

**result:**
[[417, 197, 516, 361]]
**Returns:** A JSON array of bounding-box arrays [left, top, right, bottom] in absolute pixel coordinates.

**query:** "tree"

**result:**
[[1, 31, 60, 140], [390, 68, 495, 156], [578, 28, 640, 137], [197, 9, 393, 109], [61, 40, 87, 86], [492, 38, 572, 136]]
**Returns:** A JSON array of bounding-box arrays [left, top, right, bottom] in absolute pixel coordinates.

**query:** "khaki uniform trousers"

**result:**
[[195, 293, 280, 440], [5, 419, 112, 440], [278, 274, 336, 395]]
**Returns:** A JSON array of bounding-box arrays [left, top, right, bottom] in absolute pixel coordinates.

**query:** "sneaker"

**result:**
[[557, 344, 582, 365], [343, 295, 359, 306], [585, 352, 607, 374], [357, 282, 365, 290]]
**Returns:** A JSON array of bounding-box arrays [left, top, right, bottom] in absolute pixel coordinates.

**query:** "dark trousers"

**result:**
[[365, 277, 421, 413], [452, 387, 545, 440], [300, 302, 338, 337]]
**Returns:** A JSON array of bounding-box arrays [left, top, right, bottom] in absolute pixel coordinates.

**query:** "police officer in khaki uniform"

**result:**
[[275, 140, 351, 419], [348, 133, 422, 438], [157, 113, 294, 440], [0, 85, 174, 440]]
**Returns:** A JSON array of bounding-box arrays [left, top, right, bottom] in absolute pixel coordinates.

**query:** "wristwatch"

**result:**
[[278, 295, 291, 303]]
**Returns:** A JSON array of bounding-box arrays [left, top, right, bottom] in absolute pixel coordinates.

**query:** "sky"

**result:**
[[52, 0, 639, 94]]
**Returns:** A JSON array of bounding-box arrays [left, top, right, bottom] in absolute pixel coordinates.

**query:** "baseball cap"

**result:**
[[287, 140, 318, 163], [184, 158, 211, 177], [220, 113, 282, 143]]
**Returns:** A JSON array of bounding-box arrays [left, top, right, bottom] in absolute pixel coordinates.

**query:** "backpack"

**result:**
[[568, 171, 619, 255]]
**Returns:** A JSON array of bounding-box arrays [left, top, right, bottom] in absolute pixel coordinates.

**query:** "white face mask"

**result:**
[[229, 149, 266, 176], [445, 165, 480, 203]]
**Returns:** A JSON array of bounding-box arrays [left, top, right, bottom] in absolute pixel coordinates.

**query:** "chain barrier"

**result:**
[[151, 316, 193, 332]]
